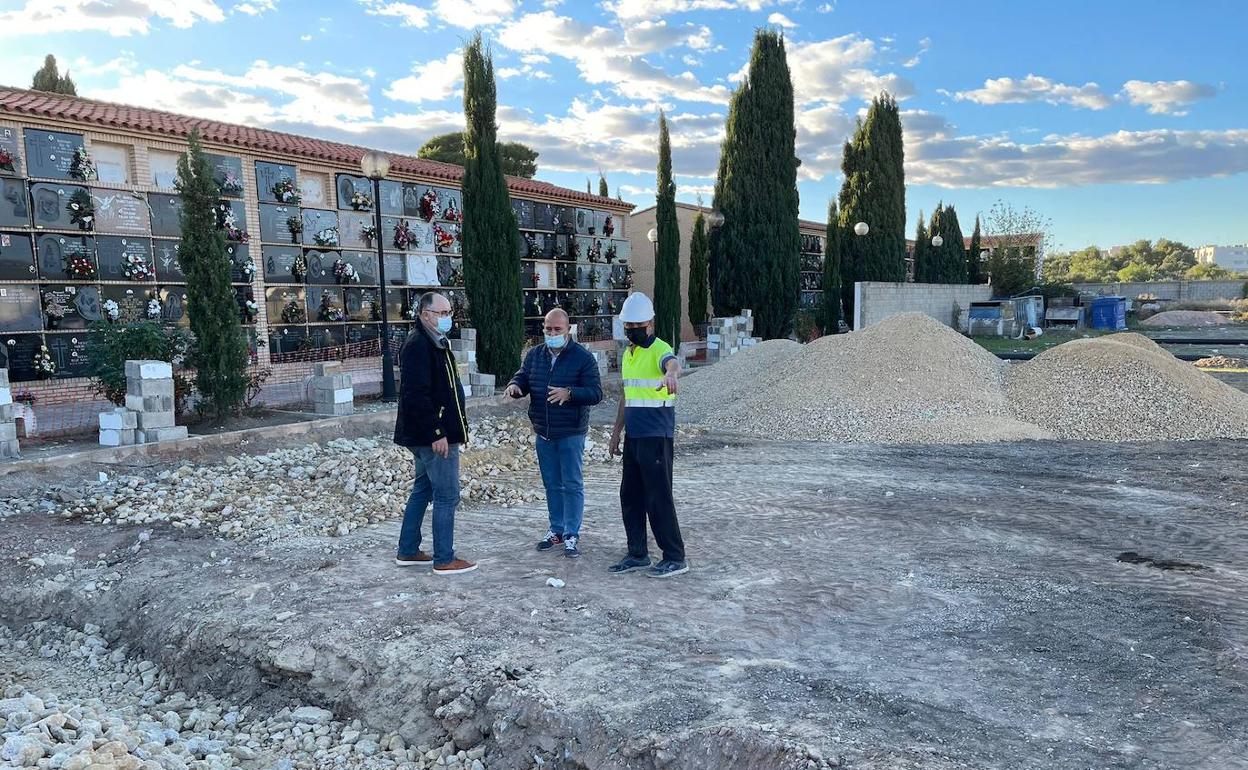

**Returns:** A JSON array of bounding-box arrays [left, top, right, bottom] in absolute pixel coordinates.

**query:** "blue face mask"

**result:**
[[545, 334, 567, 349], [436, 316, 453, 334]]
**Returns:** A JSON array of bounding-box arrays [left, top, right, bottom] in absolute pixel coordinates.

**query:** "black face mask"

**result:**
[[625, 327, 654, 347]]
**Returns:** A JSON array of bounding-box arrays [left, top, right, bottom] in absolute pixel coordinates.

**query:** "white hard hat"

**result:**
[[618, 292, 655, 323]]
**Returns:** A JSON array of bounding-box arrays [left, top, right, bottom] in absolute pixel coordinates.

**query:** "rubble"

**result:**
[[1139, 310, 1230, 327]]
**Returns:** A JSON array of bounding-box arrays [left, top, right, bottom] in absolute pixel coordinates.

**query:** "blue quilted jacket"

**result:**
[[508, 340, 603, 439]]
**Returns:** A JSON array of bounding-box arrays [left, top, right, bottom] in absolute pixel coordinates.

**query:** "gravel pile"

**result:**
[[0, 621, 490, 770], [1006, 333, 1248, 440], [681, 313, 1051, 444], [1139, 310, 1230, 327], [1195, 355, 1248, 369], [1, 416, 617, 539]]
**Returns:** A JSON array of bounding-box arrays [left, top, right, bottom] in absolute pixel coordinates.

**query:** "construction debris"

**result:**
[[1139, 310, 1230, 327]]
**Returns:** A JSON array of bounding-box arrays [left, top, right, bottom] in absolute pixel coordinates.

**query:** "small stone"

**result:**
[[291, 706, 334, 725]]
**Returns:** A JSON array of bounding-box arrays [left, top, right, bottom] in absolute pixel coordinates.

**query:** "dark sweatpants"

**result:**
[[620, 435, 686, 562]]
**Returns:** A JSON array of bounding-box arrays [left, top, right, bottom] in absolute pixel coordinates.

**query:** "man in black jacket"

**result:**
[[393, 292, 476, 576], [504, 308, 603, 558]]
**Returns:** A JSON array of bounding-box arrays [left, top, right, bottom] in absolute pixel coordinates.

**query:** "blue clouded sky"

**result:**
[[1, 0, 1244, 252]]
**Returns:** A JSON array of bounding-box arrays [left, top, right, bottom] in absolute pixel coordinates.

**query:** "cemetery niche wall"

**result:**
[[0, 108, 632, 384]]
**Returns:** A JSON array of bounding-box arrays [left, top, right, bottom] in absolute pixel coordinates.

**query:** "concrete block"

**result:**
[[99, 409, 138, 430], [329, 388, 353, 405], [0, 387, 10, 406], [99, 428, 136, 447], [469, 373, 495, 392], [141, 425, 188, 443], [449, 338, 473, 351], [312, 362, 341, 377], [0, 403, 12, 423], [125, 360, 173, 380], [0, 368, 8, 387], [127, 378, 174, 398], [126, 394, 174, 413], [0, 423, 15, 441], [458, 328, 477, 341], [136, 410, 176, 430], [0, 438, 19, 459], [329, 374, 351, 390], [314, 402, 353, 417]]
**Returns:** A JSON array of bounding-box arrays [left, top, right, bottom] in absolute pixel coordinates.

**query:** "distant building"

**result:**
[[1195, 244, 1248, 272]]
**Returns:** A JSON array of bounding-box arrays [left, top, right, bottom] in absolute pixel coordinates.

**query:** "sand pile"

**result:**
[[1196, 355, 1248, 369], [1005, 333, 1248, 441], [1140, 310, 1230, 327], [681, 313, 1051, 444]]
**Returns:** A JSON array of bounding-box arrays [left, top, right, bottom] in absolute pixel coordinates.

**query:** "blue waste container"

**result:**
[[1089, 296, 1127, 330]]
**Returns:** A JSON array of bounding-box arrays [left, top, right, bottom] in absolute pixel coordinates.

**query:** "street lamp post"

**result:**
[[360, 150, 396, 401], [853, 221, 869, 237], [931, 235, 943, 247], [646, 226, 659, 259]]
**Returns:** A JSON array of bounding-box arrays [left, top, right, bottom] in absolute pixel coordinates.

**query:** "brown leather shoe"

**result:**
[[432, 558, 478, 576], [395, 551, 433, 566]]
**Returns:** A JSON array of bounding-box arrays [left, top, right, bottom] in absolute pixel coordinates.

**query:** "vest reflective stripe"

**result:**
[[623, 378, 663, 387], [625, 398, 675, 408]]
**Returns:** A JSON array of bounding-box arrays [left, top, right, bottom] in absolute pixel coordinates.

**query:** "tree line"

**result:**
[[1041, 240, 1240, 283]]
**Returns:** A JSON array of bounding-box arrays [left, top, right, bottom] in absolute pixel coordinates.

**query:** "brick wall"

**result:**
[[853, 282, 992, 331], [1072, 280, 1247, 302]]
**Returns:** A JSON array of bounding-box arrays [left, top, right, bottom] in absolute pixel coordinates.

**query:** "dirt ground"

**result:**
[[2, 431, 1248, 769]]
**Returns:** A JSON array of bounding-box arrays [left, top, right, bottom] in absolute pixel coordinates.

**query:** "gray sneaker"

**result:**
[[647, 560, 689, 579], [564, 536, 581, 559], [608, 555, 652, 574]]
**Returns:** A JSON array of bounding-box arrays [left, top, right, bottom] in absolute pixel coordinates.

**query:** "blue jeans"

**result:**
[[397, 445, 460, 565], [535, 433, 587, 539]]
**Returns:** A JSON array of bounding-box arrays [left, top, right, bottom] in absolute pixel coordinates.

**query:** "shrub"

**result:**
[[792, 309, 821, 342], [86, 321, 193, 414]]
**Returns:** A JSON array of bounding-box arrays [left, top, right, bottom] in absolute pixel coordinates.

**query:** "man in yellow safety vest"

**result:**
[[607, 292, 688, 578]]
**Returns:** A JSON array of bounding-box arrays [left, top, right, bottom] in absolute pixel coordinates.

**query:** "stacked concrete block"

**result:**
[[126, 360, 188, 444], [704, 309, 759, 363], [0, 368, 18, 459], [451, 328, 483, 398], [468, 372, 495, 396], [98, 407, 138, 447], [310, 362, 354, 416]]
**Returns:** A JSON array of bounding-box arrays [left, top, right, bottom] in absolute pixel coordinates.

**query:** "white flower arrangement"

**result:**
[[123, 253, 153, 281], [35, 345, 56, 378], [103, 299, 120, 321], [147, 298, 162, 319]]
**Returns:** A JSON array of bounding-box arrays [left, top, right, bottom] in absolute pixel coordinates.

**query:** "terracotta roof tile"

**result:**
[[0, 87, 631, 211]]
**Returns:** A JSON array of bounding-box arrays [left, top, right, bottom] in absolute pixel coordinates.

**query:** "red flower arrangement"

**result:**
[[433, 223, 455, 252], [419, 188, 439, 222], [393, 219, 413, 250], [65, 253, 96, 279], [0, 149, 14, 173], [441, 199, 461, 222]]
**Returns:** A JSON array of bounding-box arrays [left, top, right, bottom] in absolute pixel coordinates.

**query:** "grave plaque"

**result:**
[[214, 199, 247, 235], [259, 202, 299, 244], [0, 178, 28, 228], [405, 252, 439, 286], [299, 174, 326, 208], [1, 333, 41, 381], [0, 233, 36, 280], [45, 333, 91, 377], [255, 161, 297, 204], [301, 209, 339, 247], [402, 183, 422, 218], [269, 326, 309, 356], [554, 206, 575, 233], [338, 250, 379, 285], [261, 244, 301, 283], [335, 174, 370, 210], [383, 253, 406, 285], [338, 211, 373, 249], [384, 288, 406, 322], [307, 325, 345, 350], [41, 286, 86, 330], [159, 286, 190, 328], [574, 208, 593, 235], [148, 194, 184, 237], [304, 249, 340, 285], [92, 190, 150, 235], [266, 287, 306, 325], [225, 243, 253, 283], [595, 211, 614, 238], [23, 129, 83, 180], [204, 153, 244, 197], [152, 240, 184, 281], [37, 234, 95, 280], [345, 287, 381, 322], [99, 286, 153, 324], [30, 183, 88, 230], [379, 180, 403, 215], [345, 324, 380, 354], [435, 187, 462, 223], [611, 239, 631, 263], [437, 256, 464, 287], [96, 237, 153, 282], [0, 285, 41, 331], [0, 125, 24, 177], [308, 286, 344, 321], [511, 198, 535, 229], [435, 222, 461, 255], [534, 203, 555, 231]]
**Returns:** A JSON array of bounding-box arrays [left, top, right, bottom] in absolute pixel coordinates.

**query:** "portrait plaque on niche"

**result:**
[[152, 240, 184, 281], [37, 234, 95, 280], [379, 180, 403, 215], [0, 285, 41, 332], [93, 190, 151, 235], [30, 183, 88, 231], [45, 333, 91, 377], [338, 211, 372, 249], [255, 161, 297, 204], [225, 243, 252, 283], [0, 178, 28, 229], [335, 174, 370, 210], [23, 129, 84, 180], [402, 183, 421, 218], [1, 334, 42, 381], [159, 286, 190, 328], [95, 237, 153, 282], [0, 126, 24, 177], [0, 233, 36, 280], [338, 250, 379, 285], [304, 249, 340, 285], [382, 253, 405, 285], [344, 287, 380, 322], [204, 153, 244, 197], [258, 203, 298, 244], [301, 209, 339, 247], [261, 244, 301, 283], [148, 194, 184, 238]]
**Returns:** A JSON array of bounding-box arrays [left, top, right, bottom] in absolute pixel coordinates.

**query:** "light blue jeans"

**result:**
[[397, 445, 460, 565], [535, 433, 587, 539]]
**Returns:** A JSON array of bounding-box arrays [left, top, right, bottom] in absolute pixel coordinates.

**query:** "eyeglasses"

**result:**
[[542, 327, 566, 333], [425, 309, 453, 318]]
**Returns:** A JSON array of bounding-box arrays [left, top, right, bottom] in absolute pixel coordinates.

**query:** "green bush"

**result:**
[[87, 321, 192, 414], [792, 309, 821, 342]]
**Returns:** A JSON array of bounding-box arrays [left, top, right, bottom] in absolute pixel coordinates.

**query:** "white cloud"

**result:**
[[1120, 79, 1215, 115], [604, 0, 778, 21], [0, 0, 224, 36], [356, 0, 429, 28], [234, 0, 277, 15], [433, 0, 514, 27], [385, 51, 463, 104], [903, 37, 930, 68], [767, 12, 796, 29], [299, 34, 312, 41], [816, 2, 834, 10], [952, 75, 1112, 110], [521, 53, 550, 65], [623, 20, 714, 52], [782, 34, 915, 106]]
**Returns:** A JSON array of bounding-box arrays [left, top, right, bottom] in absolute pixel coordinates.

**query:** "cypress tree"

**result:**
[[967, 215, 983, 284], [913, 211, 929, 283], [837, 94, 906, 316], [709, 29, 799, 338], [836, 138, 858, 322], [598, 174, 609, 198], [654, 112, 682, 345], [687, 212, 709, 328], [461, 33, 522, 378], [31, 54, 77, 95], [586, 179, 591, 194], [177, 130, 247, 418], [928, 204, 967, 283], [819, 199, 843, 333]]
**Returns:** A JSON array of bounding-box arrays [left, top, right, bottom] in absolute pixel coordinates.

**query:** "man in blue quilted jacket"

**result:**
[[504, 308, 603, 558]]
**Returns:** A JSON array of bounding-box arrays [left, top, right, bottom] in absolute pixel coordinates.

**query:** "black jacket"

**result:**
[[394, 325, 468, 447], [508, 339, 603, 440]]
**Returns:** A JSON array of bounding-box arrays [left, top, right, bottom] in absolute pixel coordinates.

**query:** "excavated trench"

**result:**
[[4, 429, 1248, 770]]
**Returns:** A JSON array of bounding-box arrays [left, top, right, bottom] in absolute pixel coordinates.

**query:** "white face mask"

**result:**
[[545, 333, 567, 349]]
